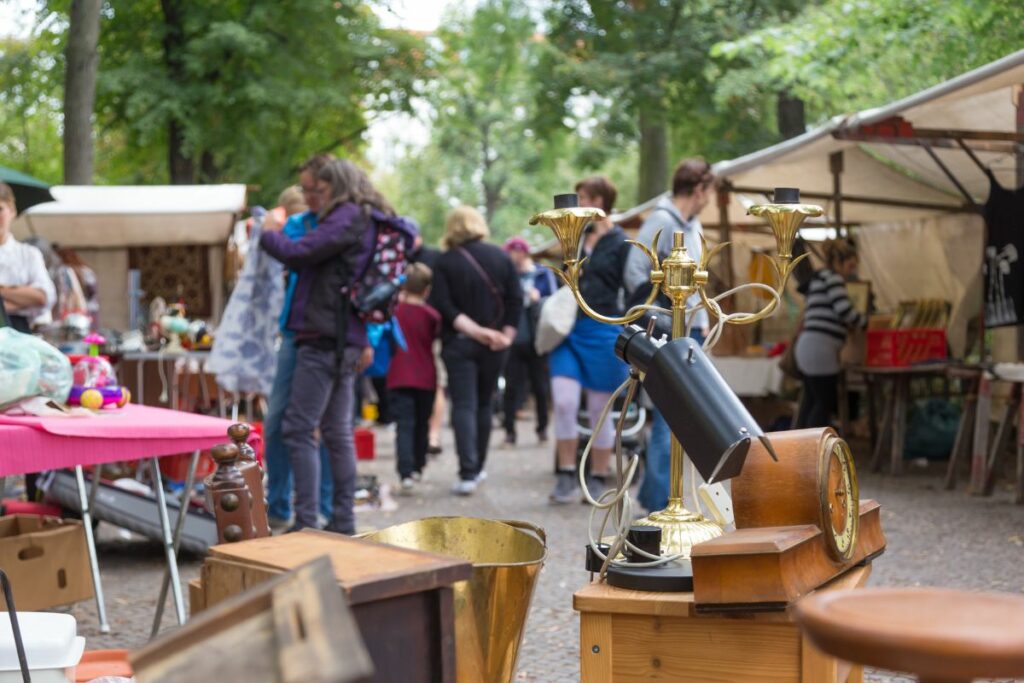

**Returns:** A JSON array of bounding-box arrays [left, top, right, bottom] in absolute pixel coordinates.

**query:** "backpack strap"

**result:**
[[335, 211, 373, 361], [456, 245, 505, 328]]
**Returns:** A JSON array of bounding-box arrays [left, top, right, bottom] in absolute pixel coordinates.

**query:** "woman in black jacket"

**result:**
[[431, 206, 522, 495]]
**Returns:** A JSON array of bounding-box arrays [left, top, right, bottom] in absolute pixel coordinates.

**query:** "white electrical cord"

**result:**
[[581, 280, 783, 579]]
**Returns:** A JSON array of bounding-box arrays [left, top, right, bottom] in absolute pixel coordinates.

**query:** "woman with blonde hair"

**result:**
[[431, 206, 522, 495]]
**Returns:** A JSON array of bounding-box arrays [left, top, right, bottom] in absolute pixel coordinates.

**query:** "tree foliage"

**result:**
[[93, 0, 424, 201], [386, 0, 577, 244], [539, 0, 805, 201], [0, 29, 64, 183], [713, 0, 1024, 125]]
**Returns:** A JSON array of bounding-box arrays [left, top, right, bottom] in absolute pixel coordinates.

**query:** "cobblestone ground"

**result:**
[[67, 418, 1024, 682]]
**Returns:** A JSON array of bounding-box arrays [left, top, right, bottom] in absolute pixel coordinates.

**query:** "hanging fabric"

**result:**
[[982, 170, 1024, 328], [208, 208, 285, 396]]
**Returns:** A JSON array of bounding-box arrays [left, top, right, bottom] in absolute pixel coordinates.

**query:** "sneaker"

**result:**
[[503, 433, 516, 448], [536, 429, 548, 444], [399, 477, 416, 495], [411, 470, 423, 482], [475, 470, 488, 484], [452, 479, 477, 496], [268, 516, 292, 533], [427, 443, 442, 456], [583, 474, 608, 503], [549, 471, 578, 505]]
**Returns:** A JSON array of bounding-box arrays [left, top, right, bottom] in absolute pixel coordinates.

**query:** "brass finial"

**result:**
[[528, 193, 604, 266]]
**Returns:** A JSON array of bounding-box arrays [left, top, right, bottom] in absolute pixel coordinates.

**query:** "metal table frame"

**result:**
[[72, 448, 201, 636]]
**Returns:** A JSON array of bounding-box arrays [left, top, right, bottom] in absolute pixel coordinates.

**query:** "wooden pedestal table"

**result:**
[[575, 566, 871, 683], [795, 587, 1024, 683]]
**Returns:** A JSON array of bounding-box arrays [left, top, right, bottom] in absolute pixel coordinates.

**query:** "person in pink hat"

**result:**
[[501, 236, 557, 446]]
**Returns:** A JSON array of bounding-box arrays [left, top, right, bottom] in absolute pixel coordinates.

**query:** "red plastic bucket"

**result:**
[[355, 428, 375, 460]]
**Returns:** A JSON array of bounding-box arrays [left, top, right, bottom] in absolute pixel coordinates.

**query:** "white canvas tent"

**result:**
[[12, 184, 247, 329], [12, 184, 246, 247], [610, 50, 1024, 357]]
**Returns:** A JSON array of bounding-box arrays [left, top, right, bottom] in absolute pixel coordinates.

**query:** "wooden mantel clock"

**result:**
[[692, 427, 886, 611]]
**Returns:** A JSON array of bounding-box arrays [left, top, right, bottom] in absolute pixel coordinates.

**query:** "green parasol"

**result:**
[[0, 166, 55, 214]]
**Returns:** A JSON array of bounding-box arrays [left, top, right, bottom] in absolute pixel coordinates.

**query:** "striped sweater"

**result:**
[[803, 269, 866, 341]]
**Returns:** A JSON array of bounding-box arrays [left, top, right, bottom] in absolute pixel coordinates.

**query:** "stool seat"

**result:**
[[795, 587, 1024, 683]]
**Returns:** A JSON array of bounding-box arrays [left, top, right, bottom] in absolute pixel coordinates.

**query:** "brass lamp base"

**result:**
[[636, 500, 723, 559]]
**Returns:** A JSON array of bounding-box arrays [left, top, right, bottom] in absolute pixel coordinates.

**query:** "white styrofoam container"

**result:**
[[0, 612, 85, 682]]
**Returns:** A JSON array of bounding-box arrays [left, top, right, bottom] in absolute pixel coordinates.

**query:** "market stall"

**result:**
[[11, 184, 246, 331]]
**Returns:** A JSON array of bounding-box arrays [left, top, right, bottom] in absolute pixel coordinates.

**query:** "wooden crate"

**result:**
[[575, 566, 871, 682], [192, 530, 472, 683]]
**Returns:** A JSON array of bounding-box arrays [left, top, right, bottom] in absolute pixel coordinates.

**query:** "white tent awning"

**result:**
[[624, 49, 1024, 229], [12, 184, 247, 248]]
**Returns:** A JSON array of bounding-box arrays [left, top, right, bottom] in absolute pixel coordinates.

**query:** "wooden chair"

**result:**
[[795, 587, 1024, 683]]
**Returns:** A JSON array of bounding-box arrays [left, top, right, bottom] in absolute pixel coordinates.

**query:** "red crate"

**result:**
[[866, 329, 947, 368], [159, 451, 217, 482], [355, 428, 375, 460]]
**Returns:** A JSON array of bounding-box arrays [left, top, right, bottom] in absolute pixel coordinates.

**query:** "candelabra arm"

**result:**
[[556, 233, 664, 326], [695, 234, 811, 325]]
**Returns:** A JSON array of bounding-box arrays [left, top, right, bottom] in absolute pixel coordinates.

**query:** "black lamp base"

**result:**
[[606, 559, 694, 592]]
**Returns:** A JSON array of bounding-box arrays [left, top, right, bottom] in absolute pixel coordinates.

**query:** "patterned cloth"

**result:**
[[208, 208, 284, 395]]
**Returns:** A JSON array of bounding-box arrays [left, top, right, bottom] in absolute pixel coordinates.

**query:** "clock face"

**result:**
[[819, 436, 859, 561]]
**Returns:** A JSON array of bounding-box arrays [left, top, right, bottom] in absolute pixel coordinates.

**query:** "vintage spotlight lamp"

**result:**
[[530, 188, 823, 560]]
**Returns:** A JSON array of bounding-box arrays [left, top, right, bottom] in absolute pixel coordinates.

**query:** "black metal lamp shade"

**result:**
[[616, 325, 775, 483]]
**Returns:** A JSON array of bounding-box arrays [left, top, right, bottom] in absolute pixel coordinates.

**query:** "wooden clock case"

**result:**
[[691, 427, 886, 612]]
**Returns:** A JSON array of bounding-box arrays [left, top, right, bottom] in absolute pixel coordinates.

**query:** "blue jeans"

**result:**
[[637, 331, 705, 513], [264, 335, 333, 521]]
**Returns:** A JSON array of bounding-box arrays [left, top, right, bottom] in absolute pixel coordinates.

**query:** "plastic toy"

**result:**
[[69, 384, 131, 410], [68, 334, 131, 410]]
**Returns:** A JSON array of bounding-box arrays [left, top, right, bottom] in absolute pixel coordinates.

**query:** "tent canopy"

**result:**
[[12, 184, 247, 248], [611, 50, 1024, 229]]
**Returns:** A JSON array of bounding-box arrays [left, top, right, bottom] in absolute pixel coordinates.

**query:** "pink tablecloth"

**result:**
[[0, 404, 238, 477]]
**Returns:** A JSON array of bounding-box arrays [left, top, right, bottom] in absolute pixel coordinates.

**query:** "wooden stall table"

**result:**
[[795, 587, 1024, 683], [857, 363, 984, 476], [0, 405, 243, 634], [574, 565, 871, 683], [945, 363, 1024, 503], [192, 530, 472, 683]]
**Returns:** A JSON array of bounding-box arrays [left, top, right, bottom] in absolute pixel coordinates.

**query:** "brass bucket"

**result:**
[[359, 517, 546, 683]]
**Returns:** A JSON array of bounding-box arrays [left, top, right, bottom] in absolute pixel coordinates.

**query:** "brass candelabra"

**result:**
[[530, 189, 824, 558]]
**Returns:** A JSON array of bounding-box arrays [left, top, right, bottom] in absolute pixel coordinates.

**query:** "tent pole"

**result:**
[[830, 151, 844, 236], [717, 184, 734, 292], [728, 185, 969, 214], [920, 142, 978, 209], [1015, 86, 1024, 361]]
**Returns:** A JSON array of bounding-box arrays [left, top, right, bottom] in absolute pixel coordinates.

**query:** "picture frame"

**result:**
[[846, 281, 871, 316]]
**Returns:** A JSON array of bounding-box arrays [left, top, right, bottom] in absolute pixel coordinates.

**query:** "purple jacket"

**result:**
[[260, 202, 419, 348]]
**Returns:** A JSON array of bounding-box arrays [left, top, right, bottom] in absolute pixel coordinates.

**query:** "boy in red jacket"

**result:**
[[388, 263, 442, 494]]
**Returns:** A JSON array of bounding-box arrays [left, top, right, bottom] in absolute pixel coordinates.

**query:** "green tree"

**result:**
[[540, 0, 806, 203], [712, 0, 1024, 126], [91, 0, 423, 201], [0, 32, 65, 184], [386, 0, 580, 243]]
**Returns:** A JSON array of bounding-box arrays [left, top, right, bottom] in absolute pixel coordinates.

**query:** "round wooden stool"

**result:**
[[795, 587, 1024, 683]]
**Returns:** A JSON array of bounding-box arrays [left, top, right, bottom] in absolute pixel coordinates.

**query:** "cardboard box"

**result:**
[[0, 515, 93, 611]]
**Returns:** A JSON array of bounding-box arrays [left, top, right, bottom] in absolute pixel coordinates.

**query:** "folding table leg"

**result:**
[[150, 450, 200, 639], [74, 465, 111, 634], [149, 458, 187, 625]]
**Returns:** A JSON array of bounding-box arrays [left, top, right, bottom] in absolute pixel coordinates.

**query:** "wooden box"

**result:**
[[194, 530, 472, 683], [575, 566, 871, 683]]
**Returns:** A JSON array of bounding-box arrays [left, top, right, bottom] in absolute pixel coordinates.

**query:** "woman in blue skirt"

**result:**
[[549, 176, 631, 504]]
